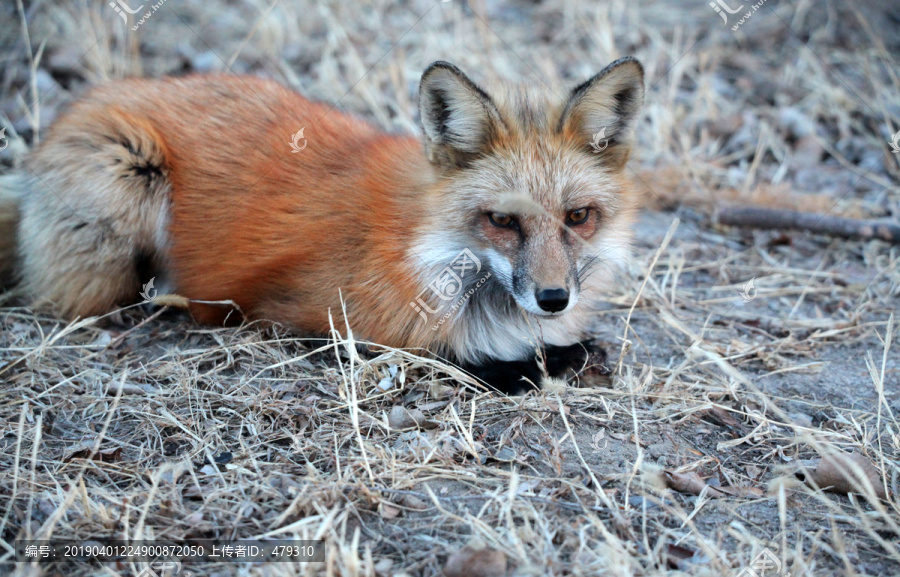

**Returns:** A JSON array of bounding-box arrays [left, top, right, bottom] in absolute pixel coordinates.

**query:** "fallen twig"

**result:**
[[716, 205, 900, 244]]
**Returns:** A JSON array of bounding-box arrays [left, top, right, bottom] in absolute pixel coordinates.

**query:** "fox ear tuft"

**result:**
[[559, 57, 645, 170], [419, 61, 504, 170]]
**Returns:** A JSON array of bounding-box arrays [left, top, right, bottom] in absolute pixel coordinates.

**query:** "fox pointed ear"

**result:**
[[559, 57, 644, 170], [419, 61, 505, 170]]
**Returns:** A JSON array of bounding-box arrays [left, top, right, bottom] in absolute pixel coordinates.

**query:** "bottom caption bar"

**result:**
[[16, 540, 325, 563]]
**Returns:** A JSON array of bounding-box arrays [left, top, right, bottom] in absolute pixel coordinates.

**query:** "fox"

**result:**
[[0, 57, 645, 393]]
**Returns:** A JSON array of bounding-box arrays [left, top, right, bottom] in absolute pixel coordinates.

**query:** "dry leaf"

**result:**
[[664, 471, 725, 497], [389, 406, 430, 430], [399, 494, 428, 510], [797, 453, 888, 500], [443, 546, 507, 577], [745, 465, 763, 480], [388, 406, 417, 429], [64, 439, 122, 463], [664, 471, 759, 498], [665, 543, 710, 570], [380, 503, 401, 519], [699, 406, 743, 429]]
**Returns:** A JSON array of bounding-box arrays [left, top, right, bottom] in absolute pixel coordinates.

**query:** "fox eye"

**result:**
[[488, 212, 517, 228], [566, 208, 590, 225]]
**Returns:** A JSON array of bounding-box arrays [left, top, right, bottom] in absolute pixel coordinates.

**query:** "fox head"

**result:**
[[416, 58, 644, 321]]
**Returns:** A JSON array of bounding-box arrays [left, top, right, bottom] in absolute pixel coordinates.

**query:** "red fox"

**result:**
[[0, 58, 644, 393]]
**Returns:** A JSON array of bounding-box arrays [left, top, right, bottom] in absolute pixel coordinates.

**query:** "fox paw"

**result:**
[[542, 339, 611, 388], [565, 339, 612, 388]]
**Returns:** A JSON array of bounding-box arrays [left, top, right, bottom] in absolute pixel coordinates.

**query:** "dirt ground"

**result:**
[[1, 1, 899, 576]]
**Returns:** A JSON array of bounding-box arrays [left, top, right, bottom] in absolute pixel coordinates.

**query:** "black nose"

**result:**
[[535, 288, 569, 312]]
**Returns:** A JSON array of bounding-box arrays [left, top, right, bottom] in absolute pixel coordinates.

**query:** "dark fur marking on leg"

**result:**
[[457, 356, 544, 395], [454, 339, 609, 395]]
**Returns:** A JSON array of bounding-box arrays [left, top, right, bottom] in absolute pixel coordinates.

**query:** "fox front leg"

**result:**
[[457, 339, 611, 395]]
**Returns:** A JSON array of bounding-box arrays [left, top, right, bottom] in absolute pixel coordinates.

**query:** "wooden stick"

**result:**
[[716, 205, 900, 244]]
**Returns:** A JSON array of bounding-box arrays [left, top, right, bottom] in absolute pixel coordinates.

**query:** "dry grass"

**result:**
[[1, 0, 899, 576]]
